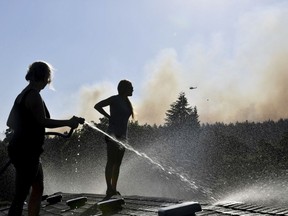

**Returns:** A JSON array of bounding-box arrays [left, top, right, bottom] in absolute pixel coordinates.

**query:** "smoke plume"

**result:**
[[76, 6, 288, 125], [76, 82, 115, 122], [135, 49, 182, 125], [201, 7, 288, 123]]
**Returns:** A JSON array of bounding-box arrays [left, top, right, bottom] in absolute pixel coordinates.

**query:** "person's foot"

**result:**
[[102, 189, 118, 201], [102, 194, 112, 201]]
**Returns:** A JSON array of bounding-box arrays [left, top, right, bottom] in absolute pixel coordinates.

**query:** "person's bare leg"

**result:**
[[28, 180, 43, 216], [111, 164, 120, 192], [8, 174, 29, 216], [105, 161, 113, 192]]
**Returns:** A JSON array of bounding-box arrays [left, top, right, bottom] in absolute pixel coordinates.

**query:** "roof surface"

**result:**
[[1, 192, 288, 216]]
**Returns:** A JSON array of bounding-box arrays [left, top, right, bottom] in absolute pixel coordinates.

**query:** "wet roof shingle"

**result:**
[[1, 192, 288, 216]]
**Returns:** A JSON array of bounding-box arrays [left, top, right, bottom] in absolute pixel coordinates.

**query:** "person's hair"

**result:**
[[25, 61, 53, 84], [117, 80, 131, 95], [117, 80, 134, 118]]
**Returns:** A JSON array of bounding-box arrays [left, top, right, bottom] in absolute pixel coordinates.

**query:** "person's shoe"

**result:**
[[102, 189, 117, 201], [102, 194, 112, 201]]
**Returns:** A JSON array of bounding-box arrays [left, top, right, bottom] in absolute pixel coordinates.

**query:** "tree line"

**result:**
[[1, 92, 288, 200]]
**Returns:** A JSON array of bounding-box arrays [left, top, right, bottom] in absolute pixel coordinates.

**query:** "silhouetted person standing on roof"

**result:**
[[94, 80, 134, 200], [7, 61, 83, 216]]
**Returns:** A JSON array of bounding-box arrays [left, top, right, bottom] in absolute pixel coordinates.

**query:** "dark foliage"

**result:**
[[1, 93, 288, 201]]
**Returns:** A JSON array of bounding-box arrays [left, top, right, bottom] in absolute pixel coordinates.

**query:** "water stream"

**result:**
[[85, 121, 216, 201]]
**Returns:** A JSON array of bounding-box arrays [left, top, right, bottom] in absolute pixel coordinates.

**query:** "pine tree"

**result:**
[[165, 92, 200, 129], [187, 106, 200, 130]]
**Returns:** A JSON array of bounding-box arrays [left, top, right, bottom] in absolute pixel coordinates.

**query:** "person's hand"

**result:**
[[69, 116, 80, 129], [69, 116, 85, 129], [73, 116, 85, 124]]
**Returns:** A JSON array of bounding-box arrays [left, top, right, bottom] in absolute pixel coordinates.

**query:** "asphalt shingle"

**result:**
[[1, 192, 288, 216]]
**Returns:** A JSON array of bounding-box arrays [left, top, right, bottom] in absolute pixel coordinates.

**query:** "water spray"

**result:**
[[84, 121, 216, 201], [84, 121, 167, 171]]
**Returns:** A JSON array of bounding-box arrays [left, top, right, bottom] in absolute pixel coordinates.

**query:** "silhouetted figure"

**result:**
[[94, 80, 134, 200], [7, 61, 82, 216]]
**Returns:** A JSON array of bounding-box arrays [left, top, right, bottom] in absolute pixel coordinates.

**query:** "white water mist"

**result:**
[[84, 121, 216, 201]]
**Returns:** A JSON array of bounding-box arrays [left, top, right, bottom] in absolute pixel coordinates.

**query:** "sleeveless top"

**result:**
[[8, 89, 50, 161], [107, 95, 132, 139]]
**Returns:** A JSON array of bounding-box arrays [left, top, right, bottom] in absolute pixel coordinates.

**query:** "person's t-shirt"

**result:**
[[107, 95, 132, 138]]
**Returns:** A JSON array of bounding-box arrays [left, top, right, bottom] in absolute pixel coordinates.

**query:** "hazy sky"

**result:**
[[1, 0, 288, 139]]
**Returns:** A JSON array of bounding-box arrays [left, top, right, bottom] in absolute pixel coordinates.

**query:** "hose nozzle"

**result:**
[[73, 116, 85, 124]]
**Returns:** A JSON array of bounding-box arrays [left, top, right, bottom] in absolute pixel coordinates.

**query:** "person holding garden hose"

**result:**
[[6, 61, 84, 216], [94, 80, 134, 200]]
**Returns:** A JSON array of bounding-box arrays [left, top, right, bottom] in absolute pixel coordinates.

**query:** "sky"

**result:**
[[1, 0, 288, 139]]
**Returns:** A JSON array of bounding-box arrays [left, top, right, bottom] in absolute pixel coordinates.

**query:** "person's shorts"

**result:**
[[15, 161, 43, 188], [105, 136, 125, 164], [8, 144, 40, 166]]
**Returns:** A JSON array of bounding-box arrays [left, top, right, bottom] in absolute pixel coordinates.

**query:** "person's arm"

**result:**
[[26, 90, 79, 129], [94, 97, 112, 119]]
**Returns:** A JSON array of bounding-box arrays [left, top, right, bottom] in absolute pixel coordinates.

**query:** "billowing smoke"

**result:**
[[76, 50, 183, 126], [135, 49, 182, 125], [76, 82, 115, 122], [196, 6, 288, 123], [76, 6, 288, 125]]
